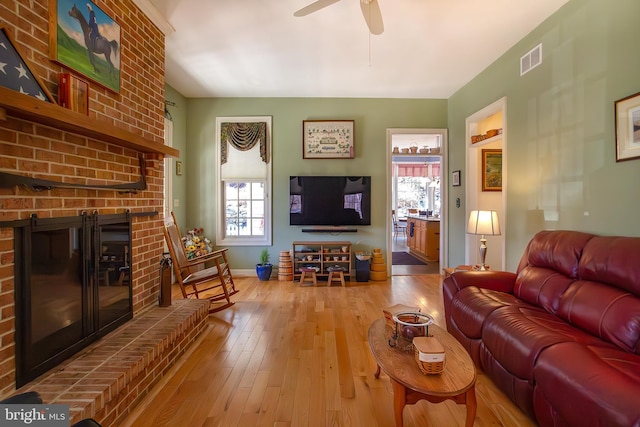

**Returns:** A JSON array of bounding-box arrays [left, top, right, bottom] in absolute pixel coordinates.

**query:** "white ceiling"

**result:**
[[149, 0, 569, 99]]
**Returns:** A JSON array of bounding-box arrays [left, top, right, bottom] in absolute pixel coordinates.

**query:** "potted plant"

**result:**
[[256, 248, 272, 281]]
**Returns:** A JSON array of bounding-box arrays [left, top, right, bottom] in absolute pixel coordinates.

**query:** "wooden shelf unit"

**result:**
[[292, 241, 352, 281]]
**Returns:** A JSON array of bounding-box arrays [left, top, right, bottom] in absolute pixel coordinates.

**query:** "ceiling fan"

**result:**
[[294, 0, 384, 35]]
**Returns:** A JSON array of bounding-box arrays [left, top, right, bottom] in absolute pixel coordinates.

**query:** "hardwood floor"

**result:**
[[122, 275, 537, 427]]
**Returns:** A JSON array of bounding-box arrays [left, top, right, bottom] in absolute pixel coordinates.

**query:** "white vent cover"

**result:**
[[520, 43, 542, 76]]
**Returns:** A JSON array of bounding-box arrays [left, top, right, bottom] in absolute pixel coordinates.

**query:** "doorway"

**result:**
[[386, 128, 448, 275]]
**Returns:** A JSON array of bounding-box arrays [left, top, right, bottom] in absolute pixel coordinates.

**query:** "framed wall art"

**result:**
[[49, 0, 121, 93], [452, 170, 461, 187], [303, 120, 354, 159], [614, 91, 640, 162], [482, 149, 502, 191], [0, 25, 55, 102]]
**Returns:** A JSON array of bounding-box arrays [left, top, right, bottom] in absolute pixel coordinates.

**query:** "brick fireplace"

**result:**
[[0, 0, 185, 412]]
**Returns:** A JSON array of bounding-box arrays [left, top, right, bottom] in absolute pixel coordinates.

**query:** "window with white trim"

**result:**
[[215, 117, 272, 246], [224, 181, 265, 237]]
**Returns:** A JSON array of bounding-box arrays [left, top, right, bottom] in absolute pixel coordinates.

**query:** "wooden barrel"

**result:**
[[278, 251, 294, 281], [370, 270, 387, 281], [370, 263, 386, 272]]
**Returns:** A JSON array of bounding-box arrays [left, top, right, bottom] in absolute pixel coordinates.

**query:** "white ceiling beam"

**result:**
[[133, 0, 175, 35]]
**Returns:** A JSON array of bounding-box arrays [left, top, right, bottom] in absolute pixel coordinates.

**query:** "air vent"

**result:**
[[520, 43, 542, 76]]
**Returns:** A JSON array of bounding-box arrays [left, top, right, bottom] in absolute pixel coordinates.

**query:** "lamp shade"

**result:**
[[467, 210, 501, 236]]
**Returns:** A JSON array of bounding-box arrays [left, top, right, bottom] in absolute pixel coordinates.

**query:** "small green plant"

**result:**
[[259, 248, 270, 265]]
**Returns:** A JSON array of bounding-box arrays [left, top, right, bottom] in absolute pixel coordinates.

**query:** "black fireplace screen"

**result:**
[[14, 213, 133, 387]]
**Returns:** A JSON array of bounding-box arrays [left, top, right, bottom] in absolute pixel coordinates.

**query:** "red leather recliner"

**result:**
[[443, 230, 640, 427]]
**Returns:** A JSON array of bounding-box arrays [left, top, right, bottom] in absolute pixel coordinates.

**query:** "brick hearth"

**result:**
[[0, 0, 174, 410], [15, 299, 210, 426]]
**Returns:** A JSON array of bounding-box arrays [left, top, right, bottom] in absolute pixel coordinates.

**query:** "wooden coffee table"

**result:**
[[368, 318, 477, 426]]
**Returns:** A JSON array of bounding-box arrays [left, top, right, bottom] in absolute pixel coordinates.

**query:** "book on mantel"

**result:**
[[58, 73, 89, 115]]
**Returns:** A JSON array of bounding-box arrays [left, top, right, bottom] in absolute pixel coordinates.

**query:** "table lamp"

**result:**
[[467, 210, 501, 271]]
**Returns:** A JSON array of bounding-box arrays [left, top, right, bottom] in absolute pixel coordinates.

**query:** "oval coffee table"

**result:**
[[368, 318, 477, 426]]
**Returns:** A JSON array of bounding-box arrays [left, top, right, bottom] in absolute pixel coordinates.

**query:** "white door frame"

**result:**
[[163, 118, 174, 220], [386, 128, 449, 274], [464, 97, 507, 270], [163, 118, 173, 256]]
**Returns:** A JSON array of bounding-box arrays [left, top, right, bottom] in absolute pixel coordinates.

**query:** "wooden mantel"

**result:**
[[0, 86, 179, 158]]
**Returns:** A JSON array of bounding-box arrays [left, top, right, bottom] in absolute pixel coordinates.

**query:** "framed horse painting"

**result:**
[[49, 0, 121, 93]]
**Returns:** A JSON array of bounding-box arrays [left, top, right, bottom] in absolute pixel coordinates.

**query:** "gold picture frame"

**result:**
[[615, 91, 640, 162], [482, 149, 502, 191], [302, 120, 354, 159]]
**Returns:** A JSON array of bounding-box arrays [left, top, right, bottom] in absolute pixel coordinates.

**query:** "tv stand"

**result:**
[[292, 241, 352, 282], [301, 227, 358, 233]]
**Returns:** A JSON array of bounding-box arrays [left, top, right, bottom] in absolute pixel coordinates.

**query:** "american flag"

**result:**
[[0, 29, 50, 102]]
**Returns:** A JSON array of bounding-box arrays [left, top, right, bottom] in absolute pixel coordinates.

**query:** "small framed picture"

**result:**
[[175, 161, 183, 176], [482, 149, 502, 191], [452, 170, 461, 187], [615, 91, 640, 162], [303, 120, 354, 159]]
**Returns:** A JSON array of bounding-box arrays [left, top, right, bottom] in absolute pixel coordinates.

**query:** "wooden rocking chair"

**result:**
[[163, 212, 238, 313]]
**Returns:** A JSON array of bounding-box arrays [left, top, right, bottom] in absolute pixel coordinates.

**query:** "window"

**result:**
[[216, 116, 272, 246], [396, 176, 440, 216], [224, 181, 265, 237]]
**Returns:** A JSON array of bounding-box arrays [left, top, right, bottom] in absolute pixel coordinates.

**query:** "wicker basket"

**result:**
[[413, 336, 445, 375]]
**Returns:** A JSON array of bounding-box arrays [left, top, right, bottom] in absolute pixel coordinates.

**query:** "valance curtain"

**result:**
[[220, 122, 268, 164]]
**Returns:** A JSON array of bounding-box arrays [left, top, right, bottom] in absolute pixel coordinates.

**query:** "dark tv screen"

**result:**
[[289, 176, 371, 226]]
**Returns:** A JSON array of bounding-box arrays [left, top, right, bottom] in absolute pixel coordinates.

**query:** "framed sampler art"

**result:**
[[614, 91, 640, 162], [303, 120, 354, 159], [49, 0, 121, 93], [482, 149, 502, 191]]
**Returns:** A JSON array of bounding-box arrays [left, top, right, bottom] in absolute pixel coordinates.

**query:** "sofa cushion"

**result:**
[[450, 286, 522, 339], [513, 266, 575, 315], [481, 304, 610, 382], [557, 279, 640, 354], [534, 341, 640, 427], [513, 230, 594, 314], [516, 230, 594, 279], [580, 236, 640, 295]]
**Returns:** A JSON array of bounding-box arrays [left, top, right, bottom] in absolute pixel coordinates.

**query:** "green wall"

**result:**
[[164, 85, 188, 229], [169, 0, 640, 273], [182, 98, 446, 269], [448, 0, 640, 270]]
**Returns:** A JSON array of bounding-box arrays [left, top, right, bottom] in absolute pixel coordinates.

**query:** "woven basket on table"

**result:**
[[413, 336, 445, 375]]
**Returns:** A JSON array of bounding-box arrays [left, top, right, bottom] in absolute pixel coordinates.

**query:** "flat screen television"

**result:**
[[289, 176, 371, 226]]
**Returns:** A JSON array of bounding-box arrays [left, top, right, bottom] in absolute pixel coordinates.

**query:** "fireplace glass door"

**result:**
[[29, 220, 86, 364], [97, 222, 132, 329], [16, 214, 133, 387]]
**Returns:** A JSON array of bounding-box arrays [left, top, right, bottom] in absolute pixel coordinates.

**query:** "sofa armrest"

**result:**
[[442, 270, 518, 330], [445, 270, 517, 295]]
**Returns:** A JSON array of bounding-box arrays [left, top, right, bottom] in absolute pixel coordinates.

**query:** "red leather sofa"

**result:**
[[443, 230, 640, 427]]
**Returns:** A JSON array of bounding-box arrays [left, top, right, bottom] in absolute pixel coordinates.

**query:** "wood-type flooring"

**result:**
[[122, 274, 537, 427]]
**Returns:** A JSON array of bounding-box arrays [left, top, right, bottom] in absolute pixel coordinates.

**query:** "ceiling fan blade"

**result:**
[[360, 0, 384, 35], [294, 0, 342, 17]]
